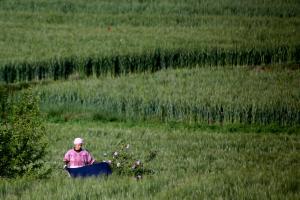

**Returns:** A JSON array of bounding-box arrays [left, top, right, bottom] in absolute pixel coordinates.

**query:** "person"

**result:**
[[63, 138, 95, 168]]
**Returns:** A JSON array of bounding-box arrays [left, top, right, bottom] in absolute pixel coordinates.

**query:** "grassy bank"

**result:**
[[0, 120, 299, 199]]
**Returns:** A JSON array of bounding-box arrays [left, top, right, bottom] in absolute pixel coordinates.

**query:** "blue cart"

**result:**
[[65, 162, 112, 178]]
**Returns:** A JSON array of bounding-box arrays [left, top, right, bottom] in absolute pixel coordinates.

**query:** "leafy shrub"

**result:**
[[0, 88, 48, 178]]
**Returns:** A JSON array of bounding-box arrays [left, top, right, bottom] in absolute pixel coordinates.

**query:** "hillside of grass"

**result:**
[[0, 0, 299, 83]]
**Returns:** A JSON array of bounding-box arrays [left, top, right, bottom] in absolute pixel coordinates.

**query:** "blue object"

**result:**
[[66, 162, 112, 178]]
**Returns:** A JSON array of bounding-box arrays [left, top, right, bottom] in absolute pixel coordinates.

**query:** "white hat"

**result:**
[[74, 138, 84, 145]]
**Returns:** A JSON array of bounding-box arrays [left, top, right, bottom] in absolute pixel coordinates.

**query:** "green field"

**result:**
[[0, 121, 299, 199], [0, 0, 299, 82], [0, 66, 298, 199], [1, 0, 300, 199]]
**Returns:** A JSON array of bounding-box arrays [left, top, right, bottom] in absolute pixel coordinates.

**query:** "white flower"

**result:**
[[103, 153, 107, 157], [107, 160, 112, 164], [125, 144, 130, 149], [136, 160, 141, 166], [113, 152, 118, 156], [117, 162, 121, 167]]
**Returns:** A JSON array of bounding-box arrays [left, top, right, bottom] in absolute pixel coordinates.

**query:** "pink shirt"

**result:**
[[64, 149, 95, 168]]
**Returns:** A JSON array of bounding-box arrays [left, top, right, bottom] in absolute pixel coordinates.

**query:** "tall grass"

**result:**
[[1, 46, 298, 83], [33, 67, 300, 126]]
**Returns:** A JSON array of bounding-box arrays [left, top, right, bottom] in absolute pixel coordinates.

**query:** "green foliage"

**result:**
[[0, 86, 9, 123], [0, 88, 48, 178]]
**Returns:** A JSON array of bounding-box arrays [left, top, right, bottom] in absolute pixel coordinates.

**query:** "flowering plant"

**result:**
[[102, 142, 157, 180]]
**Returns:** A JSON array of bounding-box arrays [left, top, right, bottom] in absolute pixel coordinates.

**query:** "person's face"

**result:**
[[74, 143, 82, 150]]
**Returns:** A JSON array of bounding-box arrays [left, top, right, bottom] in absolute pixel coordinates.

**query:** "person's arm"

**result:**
[[86, 152, 96, 165], [63, 151, 70, 168]]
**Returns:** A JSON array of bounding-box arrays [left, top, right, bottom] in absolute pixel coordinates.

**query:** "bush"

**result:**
[[102, 142, 157, 180], [0, 88, 48, 178]]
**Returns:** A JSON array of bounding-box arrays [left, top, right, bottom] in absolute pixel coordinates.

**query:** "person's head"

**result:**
[[73, 138, 84, 150]]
